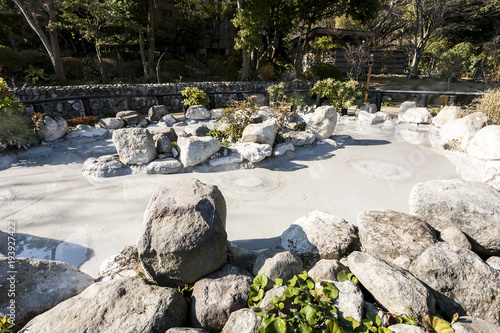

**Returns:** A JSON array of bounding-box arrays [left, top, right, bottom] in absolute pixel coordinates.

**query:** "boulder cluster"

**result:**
[[3, 177, 499, 333]]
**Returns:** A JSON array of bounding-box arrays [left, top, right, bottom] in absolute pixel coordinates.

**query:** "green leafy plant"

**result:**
[[337, 270, 359, 287], [0, 316, 14, 333], [270, 101, 296, 130], [0, 78, 37, 151], [340, 313, 393, 333], [309, 78, 367, 111], [267, 82, 286, 106], [249, 274, 273, 307], [215, 99, 257, 141], [293, 122, 307, 131], [25, 65, 48, 86], [181, 86, 209, 108], [285, 92, 306, 113], [422, 315, 455, 333]]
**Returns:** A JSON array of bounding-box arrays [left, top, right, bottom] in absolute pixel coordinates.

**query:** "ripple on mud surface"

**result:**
[[227, 173, 282, 193], [348, 159, 413, 182]]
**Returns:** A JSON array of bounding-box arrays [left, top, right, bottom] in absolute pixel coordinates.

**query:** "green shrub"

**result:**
[[474, 88, 500, 125], [216, 99, 257, 141], [0, 45, 17, 72], [267, 82, 286, 106], [181, 86, 209, 107], [0, 78, 37, 150], [309, 78, 367, 111], [18, 49, 52, 72], [24, 65, 48, 86], [82, 57, 101, 81], [305, 63, 343, 81], [62, 57, 84, 80]]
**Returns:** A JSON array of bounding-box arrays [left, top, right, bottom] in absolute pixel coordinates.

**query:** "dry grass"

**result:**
[[474, 88, 500, 124]]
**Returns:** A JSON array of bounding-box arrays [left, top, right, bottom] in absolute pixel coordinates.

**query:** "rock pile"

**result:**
[[13, 178, 500, 333]]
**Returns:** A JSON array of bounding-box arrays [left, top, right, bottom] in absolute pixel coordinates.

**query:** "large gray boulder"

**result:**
[[191, 265, 253, 332], [306, 106, 337, 140], [37, 115, 68, 141], [19, 278, 187, 333], [439, 227, 472, 250], [252, 249, 303, 282], [153, 133, 173, 154], [348, 251, 435, 319], [452, 316, 500, 333], [240, 118, 278, 146], [397, 101, 417, 120], [439, 112, 490, 148], [279, 210, 359, 265], [146, 127, 178, 142], [0, 258, 94, 331], [98, 117, 125, 129], [186, 105, 210, 120], [308, 259, 348, 283], [137, 179, 227, 286], [357, 210, 438, 261], [221, 308, 262, 333], [148, 105, 168, 122], [282, 131, 316, 146], [177, 136, 221, 167], [432, 106, 463, 128], [466, 125, 500, 160], [409, 242, 500, 325], [409, 179, 500, 255], [116, 110, 141, 125], [331, 281, 364, 322], [230, 142, 272, 163], [112, 128, 157, 165], [399, 107, 433, 124]]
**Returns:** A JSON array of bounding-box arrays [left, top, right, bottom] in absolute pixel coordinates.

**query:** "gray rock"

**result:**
[[98, 117, 125, 129], [466, 125, 500, 160], [98, 245, 144, 281], [272, 142, 295, 156], [439, 112, 490, 149], [137, 179, 227, 286], [191, 264, 253, 332], [392, 256, 413, 271], [348, 251, 435, 318], [432, 106, 463, 128], [440, 227, 472, 250], [452, 316, 500, 333], [252, 249, 303, 282], [376, 111, 398, 121], [486, 256, 500, 270], [358, 111, 384, 124], [409, 242, 500, 325], [306, 106, 337, 140], [388, 324, 426, 333], [37, 116, 68, 141], [153, 133, 173, 154], [146, 158, 183, 174], [112, 128, 157, 165], [409, 179, 500, 255], [166, 329, 209, 333], [282, 131, 316, 146], [19, 278, 186, 333], [259, 286, 287, 309], [398, 101, 417, 119], [65, 124, 108, 143], [240, 118, 278, 145], [208, 153, 244, 168], [280, 210, 359, 265], [230, 142, 272, 163], [186, 105, 210, 120], [160, 115, 178, 126], [308, 259, 348, 283], [0, 257, 93, 331], [357, 210, 438, 261], [210, 109, 225, 119], [137, 118, 149, 127], [148, 105, 168, 122], [332, 280, 364, 322], [82, 154, 130, 178], [116, 110, 141, 125], [147, 126, 178, 142], [177, 136, 221, 167], [185, 124, 211, 137], [221, 308, 262, 333], [399, 107, 433, 124]]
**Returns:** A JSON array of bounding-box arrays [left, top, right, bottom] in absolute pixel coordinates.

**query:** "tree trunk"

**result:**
[[13, 0, 66, 84], [139, 30, 150, 80], [147, 0, 156, 80], [408, 46, 425, 78], [240, 50, 251, 81], [95, 43, 106, 82]]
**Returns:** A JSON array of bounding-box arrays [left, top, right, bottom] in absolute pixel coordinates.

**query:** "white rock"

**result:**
[[98, 117, 125, 129], [306, 106, 337, 140], [397, 101, 417, 120], [146, 158, 183, 174], [230, 142, 272, 163], [66, 124, 108, 141], [273, 142, 295, 156], [282, 131, 316, 146], [186, 105, 210, 120], [358, 111, 384, 124], [466, 125, 500, 160], [112, 128, 157, 165], [439, 112, 490, 146], [399, 107, 433, 124], [486, 256, 500, 271], [38, 116, 68, 141], [240, 118, 278, 146], [177, 136, 221, 167], [432, 106, 463, 128]]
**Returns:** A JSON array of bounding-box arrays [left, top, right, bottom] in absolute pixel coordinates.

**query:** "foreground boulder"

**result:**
[[19, 278, 187, 333], [0, 258, 93, 331], [466, 125, 500, 160], [357, 210, 438, 261], [398, 107, 433, 124], [409, 242, 500, 325], [252, 249, 303, 281], [221, 308, 262, 333], [186, 105, 210, 120], [240, 118, 278, 145], [37, 115, 68, 141], [348, 251, 435, 319], [177, 136, 221, 167], [112, 128, 157, 165], [137, 179, 227, 286], [452, 316, 500, 333], [191, 265, 252, 332], [432, 106, 463, 128], [409, 179, 500, 255], [279, 210, 359, 265], [306, 106, 337, 140], [82, 154, 130, 178]]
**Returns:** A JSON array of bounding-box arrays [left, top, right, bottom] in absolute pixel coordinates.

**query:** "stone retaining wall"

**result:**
[[12, 81, 312, 120]]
